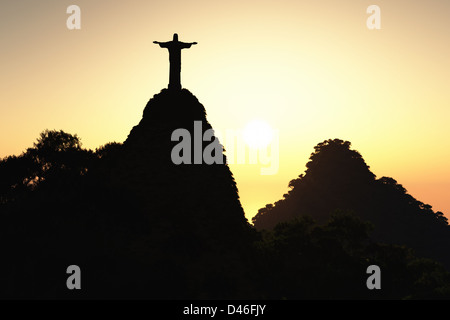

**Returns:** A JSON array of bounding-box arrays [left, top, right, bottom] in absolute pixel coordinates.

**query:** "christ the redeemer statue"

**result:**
[[154, 33, 197, 91]]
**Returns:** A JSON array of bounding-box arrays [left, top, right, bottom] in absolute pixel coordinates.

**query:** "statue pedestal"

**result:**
[[168, 83, 182, 91]]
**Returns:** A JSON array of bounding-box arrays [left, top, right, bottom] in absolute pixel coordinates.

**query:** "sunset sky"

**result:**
[[1, 0, 449, 221]]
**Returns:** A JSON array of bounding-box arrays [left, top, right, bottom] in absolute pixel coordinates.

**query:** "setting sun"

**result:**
[[242, 119, 274, 149]]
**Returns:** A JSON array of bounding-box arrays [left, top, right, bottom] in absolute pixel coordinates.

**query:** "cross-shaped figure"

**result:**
[[154, 33, 197, 90]]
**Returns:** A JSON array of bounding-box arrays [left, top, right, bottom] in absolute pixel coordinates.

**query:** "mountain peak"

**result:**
[[304, 138, 375, 184], [252, 138, 450, 268]]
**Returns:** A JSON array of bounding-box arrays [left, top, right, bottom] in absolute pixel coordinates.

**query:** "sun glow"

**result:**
[[242, 119, 274, 149]]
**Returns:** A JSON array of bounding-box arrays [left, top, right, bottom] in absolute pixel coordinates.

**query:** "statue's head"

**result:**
[[173, 33, 178, 41]]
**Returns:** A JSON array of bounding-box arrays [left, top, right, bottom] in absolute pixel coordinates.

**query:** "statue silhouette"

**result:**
[[154, 33, 197, 90]]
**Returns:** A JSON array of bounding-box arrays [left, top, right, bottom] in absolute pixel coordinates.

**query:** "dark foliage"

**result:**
[[1, 94, 449, 299], [0, 90, 257, 299], [254, 212, 450, 299]]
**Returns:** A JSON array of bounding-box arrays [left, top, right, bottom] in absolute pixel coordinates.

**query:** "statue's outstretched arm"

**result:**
[[180, 41, 197, 49], [153, 41, 169, 48]]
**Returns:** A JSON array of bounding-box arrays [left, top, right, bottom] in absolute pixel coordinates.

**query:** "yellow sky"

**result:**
[[1, 0, 449, 221]]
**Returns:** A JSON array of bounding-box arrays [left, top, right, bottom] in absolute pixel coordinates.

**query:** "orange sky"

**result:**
[[1, 0, 449, 221]]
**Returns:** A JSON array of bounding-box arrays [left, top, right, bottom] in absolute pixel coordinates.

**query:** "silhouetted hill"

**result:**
[[108, 89, 258, 298], [121, 89, 250, 238], [0, 89, 257, 299], [252, 139, 450, 270], [2, 101, 450, 299]]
